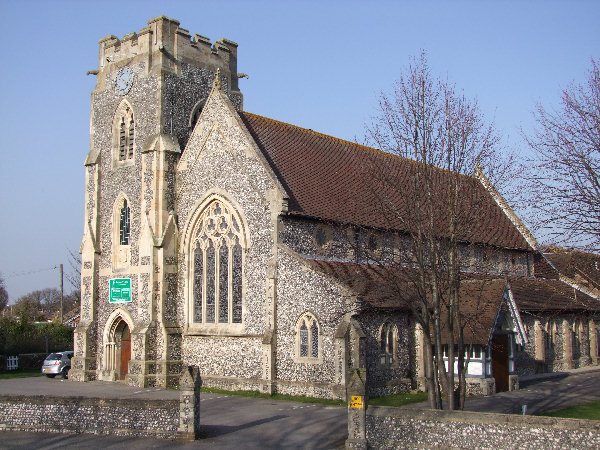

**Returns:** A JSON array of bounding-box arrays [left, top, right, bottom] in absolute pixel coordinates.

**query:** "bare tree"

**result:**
[[0, 273, 8, 312], [13, 288, 61, 321], [525, 59, 600, 251], [363, 51, 508, 410], [65, 248, 82, 292]]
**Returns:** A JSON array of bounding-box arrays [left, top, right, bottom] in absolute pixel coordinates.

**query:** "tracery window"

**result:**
[[297, 313, 320, 360], [119, 199, 130, 245], [380, 321, 397, 365], [192, 201, 243, 324]]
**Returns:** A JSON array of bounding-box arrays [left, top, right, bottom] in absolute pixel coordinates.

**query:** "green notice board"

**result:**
[[110, 278, 132, 303]]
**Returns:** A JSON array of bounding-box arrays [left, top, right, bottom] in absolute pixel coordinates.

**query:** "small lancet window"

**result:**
[[297, 313, 320, 360], [380, 321, 397, 365], [119, 199, 130, 245]]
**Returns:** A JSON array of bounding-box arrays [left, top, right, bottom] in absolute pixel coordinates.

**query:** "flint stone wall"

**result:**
[[0, 395, 179, 438], [176, 91, 277, 379], [364, 406, 600, 449]]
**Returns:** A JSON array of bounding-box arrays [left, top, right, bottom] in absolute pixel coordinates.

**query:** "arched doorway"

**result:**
[[105, 317, 132, 381]]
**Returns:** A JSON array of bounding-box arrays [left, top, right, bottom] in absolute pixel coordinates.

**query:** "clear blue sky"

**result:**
[[0, 0, 598, 302]]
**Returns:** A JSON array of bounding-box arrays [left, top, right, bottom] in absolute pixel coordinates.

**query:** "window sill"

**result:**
[[293, 356, 323, 365], [184, 323, 246, 336]]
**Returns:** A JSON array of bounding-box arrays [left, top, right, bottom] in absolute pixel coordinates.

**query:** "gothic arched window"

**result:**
[[192, 201, 243, 325], [296, 312, 320, 361], [113, 101, 135, 166], [380, 321, 398, 365]]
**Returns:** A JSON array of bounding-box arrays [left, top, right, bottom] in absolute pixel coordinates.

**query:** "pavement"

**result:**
[[402, 365, 600, 415], [1, 366, 600, 448], [0, 377, 347, 449]]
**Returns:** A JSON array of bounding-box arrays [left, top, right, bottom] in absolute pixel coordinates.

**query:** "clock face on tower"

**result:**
[[114, 67, 134, 96]]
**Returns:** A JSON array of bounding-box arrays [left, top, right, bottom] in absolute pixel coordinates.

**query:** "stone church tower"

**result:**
[[70, 16, 242, 387]]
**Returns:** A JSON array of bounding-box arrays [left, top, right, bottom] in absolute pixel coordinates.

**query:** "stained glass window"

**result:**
[[193, 243, 203, 323], [297, 313, 319, 360], [205, 241, 215, 323], [218, 244, 229, 323], [191, 200, 244, 325], [300, 322, 308, 357], [310, 321, 319, 358]]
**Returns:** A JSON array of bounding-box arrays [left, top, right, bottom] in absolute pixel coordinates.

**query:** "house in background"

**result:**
[[70, 16, 600, 399]]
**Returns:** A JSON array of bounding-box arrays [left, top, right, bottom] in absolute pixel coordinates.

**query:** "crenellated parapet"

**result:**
[[97, 16, 240, 93]]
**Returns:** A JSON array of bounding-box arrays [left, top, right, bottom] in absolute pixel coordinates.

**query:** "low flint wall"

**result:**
[[365, 406, 600, 449], [0, 395, 179, 438]]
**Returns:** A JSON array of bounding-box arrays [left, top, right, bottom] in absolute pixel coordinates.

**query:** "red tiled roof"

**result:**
[[239, 111, 531, 250], [306, 259, 505, 343], [508, 277, 600, 312], [306, 259, 600, 342], [544, 250, 600, 290]]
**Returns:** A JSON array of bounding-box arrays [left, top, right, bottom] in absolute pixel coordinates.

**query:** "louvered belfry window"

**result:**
[[192, 201, 244, 324], [119, 118, 127, 161], [117, 107, 134, 162], [119, 199, 130, 245]]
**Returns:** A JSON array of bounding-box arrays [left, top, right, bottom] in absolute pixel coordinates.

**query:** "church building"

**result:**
[[71, 16, 600, 399]]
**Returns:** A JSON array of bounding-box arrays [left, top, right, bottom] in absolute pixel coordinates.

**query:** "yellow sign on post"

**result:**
[[350, 395, 364, 409]]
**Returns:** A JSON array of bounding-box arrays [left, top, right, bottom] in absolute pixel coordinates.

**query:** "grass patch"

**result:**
[[369, 391, 428, 407], [538, 400, 600, 420], [200, 386, 345, 406], [0, 369, 43, 379]]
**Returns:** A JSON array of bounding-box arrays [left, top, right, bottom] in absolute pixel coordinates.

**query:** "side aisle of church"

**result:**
[[71, 16, 600, 400]]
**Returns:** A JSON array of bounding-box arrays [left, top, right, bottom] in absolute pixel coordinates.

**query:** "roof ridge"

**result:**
[[240, 110, 387, 155], [239, 111, 482, 179]]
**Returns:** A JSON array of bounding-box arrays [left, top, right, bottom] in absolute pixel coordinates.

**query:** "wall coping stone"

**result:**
[[367, 406, 600, 432]]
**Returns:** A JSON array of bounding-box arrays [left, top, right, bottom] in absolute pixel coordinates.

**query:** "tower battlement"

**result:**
[[98, 16, 240, 92]]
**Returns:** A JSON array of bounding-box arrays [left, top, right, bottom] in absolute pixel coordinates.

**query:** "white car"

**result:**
[[41, 351, 74, 379]]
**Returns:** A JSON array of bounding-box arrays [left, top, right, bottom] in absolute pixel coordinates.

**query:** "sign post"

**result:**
[[109, 278, 132, 303]]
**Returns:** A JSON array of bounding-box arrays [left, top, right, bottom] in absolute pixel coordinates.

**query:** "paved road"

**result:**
[[2, 367, 600, 448]]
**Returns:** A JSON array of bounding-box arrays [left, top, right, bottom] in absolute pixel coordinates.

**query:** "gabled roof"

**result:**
[[508, 276, 600, 313], [306, 259, 600, 343], [543, 249, 600, 295], [239, 111, 531, 250], [306, 259, 505, 343]]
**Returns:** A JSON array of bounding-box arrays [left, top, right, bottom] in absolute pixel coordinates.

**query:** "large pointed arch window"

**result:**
[[192, 201, 244, 325]]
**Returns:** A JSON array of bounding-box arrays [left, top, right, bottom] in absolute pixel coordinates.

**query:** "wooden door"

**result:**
[[119, 327, 131, 381], [492, 334, 509, 392]]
